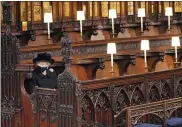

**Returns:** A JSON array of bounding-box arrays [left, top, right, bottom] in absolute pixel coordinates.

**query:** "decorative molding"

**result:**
[[2, 1, 12, 25], [59, 105, 73, 114], [1, 96, 16, 121], [20, 39, 174, 60], [33, 87, 58, 122], [61, 33, 73, 66], [79, 68, 182, 126]]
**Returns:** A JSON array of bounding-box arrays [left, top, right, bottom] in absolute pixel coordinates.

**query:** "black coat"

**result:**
[[31, 67, 57, 89]]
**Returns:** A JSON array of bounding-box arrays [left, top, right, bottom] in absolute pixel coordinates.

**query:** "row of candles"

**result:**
[[107, 36, 181, 74], [76, 7, 173, 36], [43, 7, 179, 74], [44, 7, 173, 39]]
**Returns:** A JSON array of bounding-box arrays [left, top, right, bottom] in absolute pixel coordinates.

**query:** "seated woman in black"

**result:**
[[31, 52, 57, 89]]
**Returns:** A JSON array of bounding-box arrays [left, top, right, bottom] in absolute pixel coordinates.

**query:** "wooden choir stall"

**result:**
[[1, 1, 182, 127]]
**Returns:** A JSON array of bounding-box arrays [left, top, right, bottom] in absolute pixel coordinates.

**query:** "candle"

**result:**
[[165, 7, 173, 31], [44, 12, 53, 40], [112, 18, 114, 34], [111, 54, 113, 68], [144, 50, 147, 67], [77, 11, 85, 37], [80, 20, 82, 36], [141, 17, 143, 33], [138, 8, 145, 33], [107, 43, 117, 72], [171, 36, 180, 62], [109, 9, 117, 35], [168, 16, 170, 30], [175, 46, 177, 60], [141, 40, 150, 68], [48, 22, 50, 39]]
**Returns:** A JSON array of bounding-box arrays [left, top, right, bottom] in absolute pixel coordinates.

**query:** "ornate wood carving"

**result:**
[[2, 1, 12, 25], [34, 87, 58, 122], [80, 68, 182, 126], [127, 97, 182, 126], [1, 2, 22, 127], [19, 35, 180, 61], [1, 96, 16, 118], [57, 32, 78, 127]]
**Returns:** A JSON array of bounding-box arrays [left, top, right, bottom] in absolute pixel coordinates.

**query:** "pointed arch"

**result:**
[[131, 87, 145, 105], [116, 89, 130, 112], [95, 92, 111, 108], [161, 83, 173, 100], [81, 95, 95, 124], [176, 80, 182, 97], [95, 92, 113, 126], [149, 85, 160, 102]]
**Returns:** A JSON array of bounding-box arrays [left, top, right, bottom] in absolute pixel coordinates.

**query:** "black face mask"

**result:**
[[40, 67, 49, 72], [35, 66, 49, 73]]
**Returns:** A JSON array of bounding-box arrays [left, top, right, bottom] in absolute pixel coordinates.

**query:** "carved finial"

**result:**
[[61, 32, 73, 67], [2, 1, 12, 26]]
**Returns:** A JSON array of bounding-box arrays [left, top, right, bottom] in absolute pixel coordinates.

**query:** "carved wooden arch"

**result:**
[[114, 109, 128, 127], [131, 113, 164, 125], [81, 95, 95, 123], [94, 91, 113, 126], [115, 87, 130, 113], [176, 80, 182, 97], [123, 59, 136, 75], [147, 80, 161, 93], [95, 92, 111, 108], [130, 85, 145, 105], [92, 58, 105, 79], [151, 56, 164, 72], [161, 80, 173, 99], [146, 80, 161, 102], [148, 85, 161, 102], [174, 76, 182, 97], [167, 106, 182, 119]]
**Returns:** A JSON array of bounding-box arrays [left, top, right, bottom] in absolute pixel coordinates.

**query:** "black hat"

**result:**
[[33, 52, 55, 64]]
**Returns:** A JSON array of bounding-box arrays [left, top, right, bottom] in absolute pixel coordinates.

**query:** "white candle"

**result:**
[[48, 22, 50, 39], [144, 50, 147, 66], [141, 17, 143, 32], [175, 46, 178, 60], [112, 18, 114, 34], [168, 16, 170, 30], [80, 20, 82, 36], [111, 54, 113, 68]]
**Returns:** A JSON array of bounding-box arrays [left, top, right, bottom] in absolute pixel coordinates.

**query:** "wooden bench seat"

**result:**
[[126, 97, 182, 127]]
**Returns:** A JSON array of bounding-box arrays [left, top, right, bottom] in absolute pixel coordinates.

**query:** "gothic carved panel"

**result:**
[[116, 89, 130, 114], [35, 87, 58, 122], [131, 87, 145, 106], [1, 3, 21, 126]]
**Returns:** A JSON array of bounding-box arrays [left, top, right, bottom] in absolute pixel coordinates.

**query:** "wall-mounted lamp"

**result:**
[[138, 8, 145, 34], [77, 11, 85, 37], [165, 7, 173, 32], [172, 36, 180, 63], [109, 9, 117, 38], [141, 40, 150, 72], [44, 12, 53, 41], [107, 43, 116, 76]]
